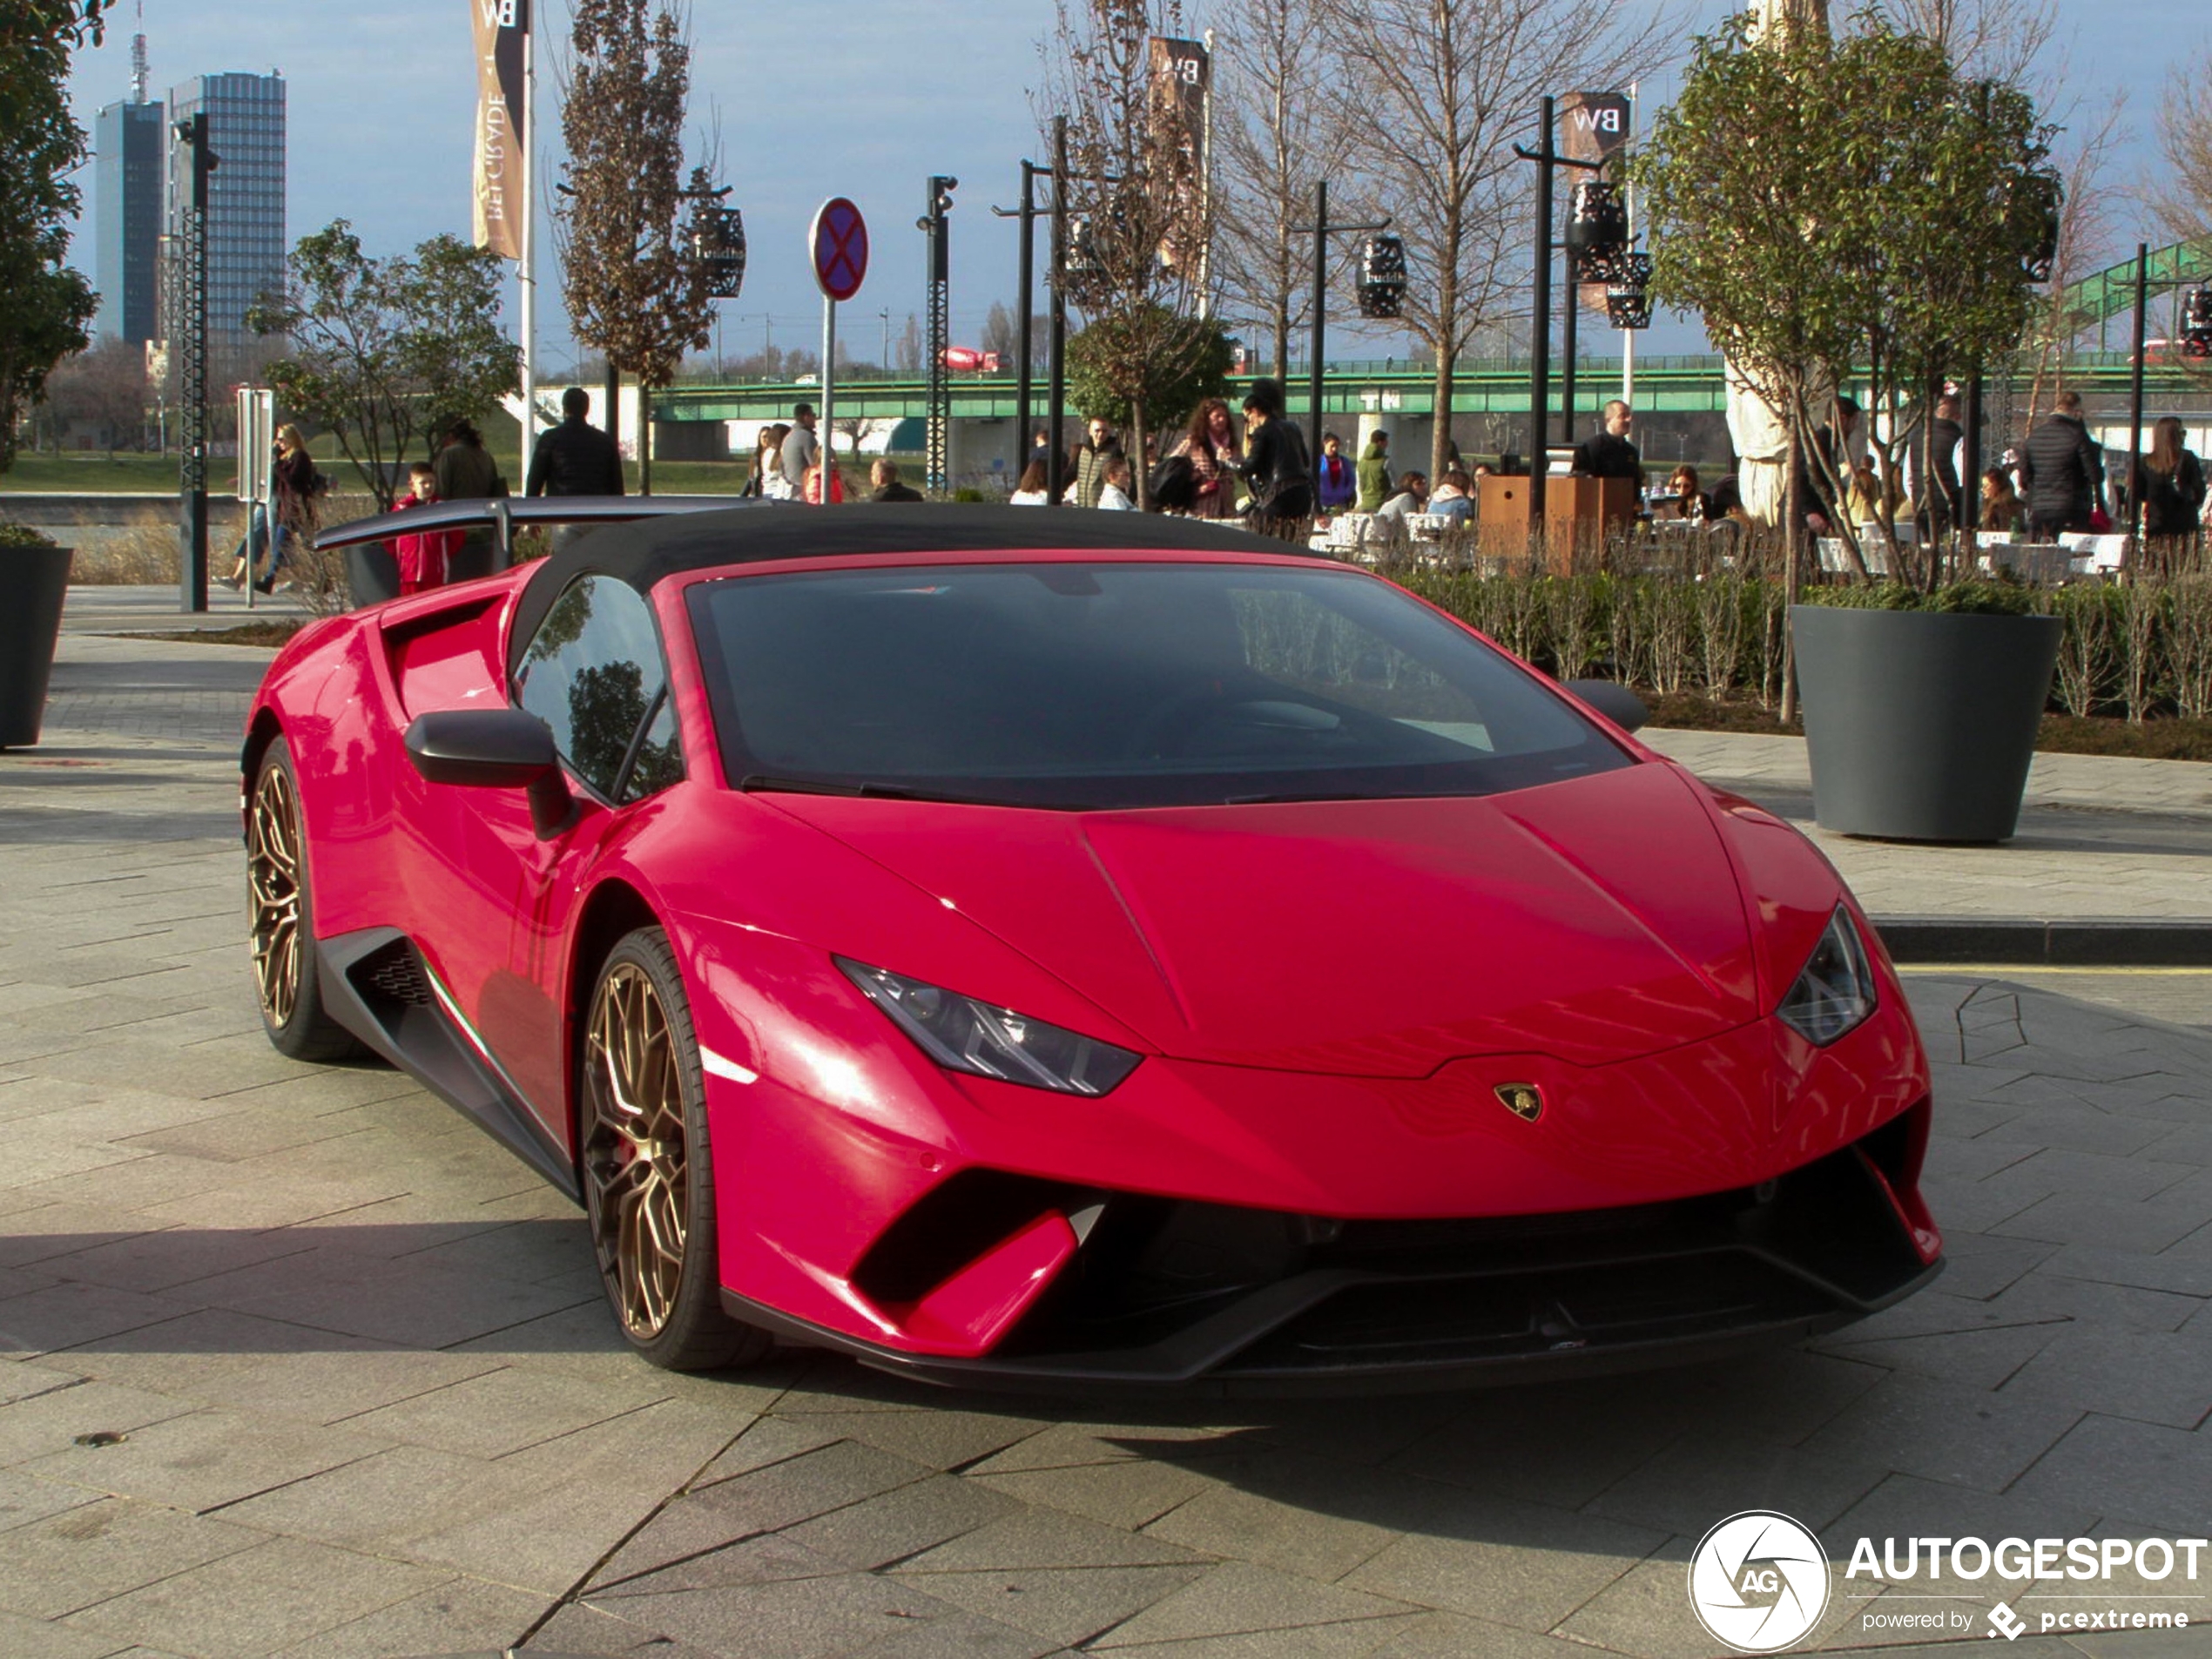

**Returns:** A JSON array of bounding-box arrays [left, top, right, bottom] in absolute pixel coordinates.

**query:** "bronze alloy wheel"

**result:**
[[583, 960, 692, 1341], [247, 759, 305, 1029], [578, 930, 766, 1371]]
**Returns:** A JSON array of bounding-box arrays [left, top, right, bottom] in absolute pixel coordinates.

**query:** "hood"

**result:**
[[770, 761, 1765, 1076]]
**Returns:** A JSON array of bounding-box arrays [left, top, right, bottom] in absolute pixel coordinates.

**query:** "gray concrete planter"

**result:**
[[0, 543, 73, 749], [1790, 604, 2061, 843]]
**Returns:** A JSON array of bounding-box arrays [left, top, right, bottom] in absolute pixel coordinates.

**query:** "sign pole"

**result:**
[[518, 5, 536, 488], [1622, 81, 1638, 409], [808, 196, 869, 506], [821, 294, 837, 503]]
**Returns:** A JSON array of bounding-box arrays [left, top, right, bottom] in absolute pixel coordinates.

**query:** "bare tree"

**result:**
[[1035, 0, 1211, 488], [1211, 0, 1349, 379], [896, 314, 923, 377], [555, 0, 724, 493], [2020, 90, 2127, 421], [38, 336, 148, 454], [1876, 0, 2054, 89], [1334, 0, 1673, 483], [2152, 48, 2212, 246]]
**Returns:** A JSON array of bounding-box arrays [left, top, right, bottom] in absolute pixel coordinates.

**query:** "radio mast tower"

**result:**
[[130, 4, 148, 102]]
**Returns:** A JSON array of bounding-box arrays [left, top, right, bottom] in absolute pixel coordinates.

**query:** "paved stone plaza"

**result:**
[[2, 617, 2210, 1656]]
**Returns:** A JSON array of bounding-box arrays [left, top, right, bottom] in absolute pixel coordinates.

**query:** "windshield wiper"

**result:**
[[1222, 789, 1379, 806], [739, 774, 1068, 809], [739, 774, 864, 796]]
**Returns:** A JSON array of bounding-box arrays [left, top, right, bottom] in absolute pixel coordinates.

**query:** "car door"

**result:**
[[484, 573, 686, 1129]]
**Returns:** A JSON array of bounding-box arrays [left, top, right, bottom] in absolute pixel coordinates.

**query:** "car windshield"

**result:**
[[687, 560, 1631, 810]]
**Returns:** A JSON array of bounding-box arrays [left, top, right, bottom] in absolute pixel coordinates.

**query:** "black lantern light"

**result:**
[[2182, 285, 2212, 359], [1358, 234, 1407, 319], [2018, 168, 2062, 283], [691, 206, 747, 300], [1060, 212, 1102, 287], [1604, 253, 1655, 330], [1565, 180, 1631, 284]]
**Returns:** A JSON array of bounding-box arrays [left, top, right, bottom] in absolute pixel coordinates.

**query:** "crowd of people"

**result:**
[[234, 380, 2206, 604], [1788, 385, 2206, 556]]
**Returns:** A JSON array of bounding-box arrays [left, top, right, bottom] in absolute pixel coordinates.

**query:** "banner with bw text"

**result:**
[[471, 0, 529, 260]]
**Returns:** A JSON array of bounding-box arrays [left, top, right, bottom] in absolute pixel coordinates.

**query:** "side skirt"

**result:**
[[316, 927, 581, 1203]]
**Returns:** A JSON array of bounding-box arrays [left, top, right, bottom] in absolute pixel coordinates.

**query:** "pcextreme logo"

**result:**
[[1688, 1511, 1831, 1653]]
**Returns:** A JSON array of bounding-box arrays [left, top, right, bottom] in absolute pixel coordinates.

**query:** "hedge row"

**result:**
[[1390, 572, 2212, 723]]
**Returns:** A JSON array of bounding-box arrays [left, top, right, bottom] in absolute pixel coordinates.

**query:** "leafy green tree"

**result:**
[[247, 222, 522, 509], [0, 1, 111, 475], [1066, 306, 1233, 441], [1632, 13, 2053, 582]]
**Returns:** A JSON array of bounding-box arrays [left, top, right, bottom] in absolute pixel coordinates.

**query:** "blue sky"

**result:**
[[63, 1, 2207, 368]]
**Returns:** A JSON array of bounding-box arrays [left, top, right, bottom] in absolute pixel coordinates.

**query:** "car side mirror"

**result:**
[[404, 708, 575, 838], [1563, 678, 1649, 734]]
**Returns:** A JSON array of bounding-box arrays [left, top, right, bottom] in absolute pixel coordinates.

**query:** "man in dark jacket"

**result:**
[[2020, 389, 2105, 538], [1570, 400, 1643, 482], [525, 388, 625, 496], [867, 459, 924, 502], [1920, 392, 1963, 536], [519, 387, 619, 497]]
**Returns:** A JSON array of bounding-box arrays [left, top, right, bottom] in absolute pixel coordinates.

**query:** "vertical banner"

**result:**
[[1561, 90, 1632, 168], [471, 0, 529, 260], [1146, 36, 1210, 273], [1562, 91, 1633, 316]]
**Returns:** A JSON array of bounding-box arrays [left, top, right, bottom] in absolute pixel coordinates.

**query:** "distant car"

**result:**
[[242, 504, 1941, 1391]]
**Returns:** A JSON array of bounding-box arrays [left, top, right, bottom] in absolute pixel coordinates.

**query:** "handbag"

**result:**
[[1149, 452, 1197, 513]]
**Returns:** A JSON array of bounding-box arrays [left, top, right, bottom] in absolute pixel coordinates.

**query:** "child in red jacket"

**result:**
[[394, 462, 463, 595]]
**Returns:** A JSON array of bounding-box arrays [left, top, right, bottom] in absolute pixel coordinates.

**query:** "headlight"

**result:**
[[838, 959, 1143, 1096], [1776, 904, 1878, 1046]]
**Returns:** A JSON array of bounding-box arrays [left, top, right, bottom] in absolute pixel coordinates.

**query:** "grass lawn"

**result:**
[[3, 453, 179, 492]]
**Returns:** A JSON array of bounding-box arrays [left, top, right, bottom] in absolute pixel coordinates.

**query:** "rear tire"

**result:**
[[246, 738, 362, 1062], [581, 927, 772, 1372]]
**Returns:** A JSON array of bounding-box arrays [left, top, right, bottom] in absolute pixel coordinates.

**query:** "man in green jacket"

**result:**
[[1356, 430, 1393, 513]]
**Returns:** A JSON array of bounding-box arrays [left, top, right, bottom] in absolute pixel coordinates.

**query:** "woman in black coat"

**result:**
[[1233, 380, 1313, 543]]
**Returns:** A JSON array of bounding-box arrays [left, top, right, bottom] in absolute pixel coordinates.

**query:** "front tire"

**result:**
[[246, 738, 361, 1062], [581, 927, 772, 1371]]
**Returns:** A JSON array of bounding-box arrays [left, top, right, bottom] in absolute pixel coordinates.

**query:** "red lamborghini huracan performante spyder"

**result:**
[[243, 504, 1940, 1391]]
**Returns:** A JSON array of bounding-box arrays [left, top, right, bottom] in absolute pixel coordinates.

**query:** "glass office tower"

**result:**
[[165, 71, 287, 347], [95, 98, 166, 344]]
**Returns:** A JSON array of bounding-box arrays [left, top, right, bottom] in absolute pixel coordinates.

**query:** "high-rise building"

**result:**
[[94, 98, 165, 344], [165, 71, 287, 347]]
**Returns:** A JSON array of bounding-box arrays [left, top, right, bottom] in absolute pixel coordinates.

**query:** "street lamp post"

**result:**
[[1049, 118, 1071, 502], [1289, 183, 1392, 479], [992, 160, 1044, 485], [1513, 98, 1605, 553], [2118, 245, 2212, 552], [918, 176, 957, 494], [173, 112, 217, 613]]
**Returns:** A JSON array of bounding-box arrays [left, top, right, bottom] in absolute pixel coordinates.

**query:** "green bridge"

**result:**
[[654, 350, 2206, 431]]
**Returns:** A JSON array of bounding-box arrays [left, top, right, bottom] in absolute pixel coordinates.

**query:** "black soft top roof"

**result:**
[[509, 504, 1324, 671]]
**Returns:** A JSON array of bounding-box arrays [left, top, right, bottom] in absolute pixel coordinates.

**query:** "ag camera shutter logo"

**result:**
[[1689, 1510, 1831, 1652]]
